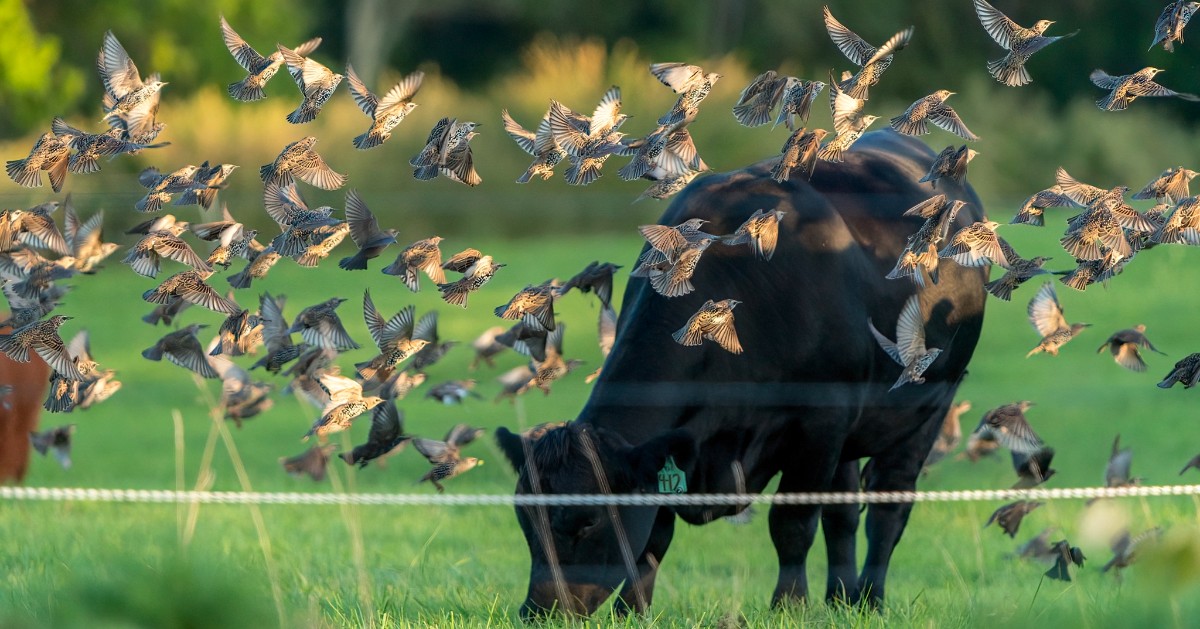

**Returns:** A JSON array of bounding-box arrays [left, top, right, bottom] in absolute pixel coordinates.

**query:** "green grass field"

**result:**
[[3, 213, 1200, 628]]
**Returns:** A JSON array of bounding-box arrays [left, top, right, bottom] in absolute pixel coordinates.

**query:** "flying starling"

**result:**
[[97, 31, 168, 129], [338, 189, 397, 270], [361, 369, 426, 402], [1045, 540, 1086, 581], [260, 136, 346, 190], [426, 379, 482, 405], [732, 70, 789, 127], [277, 44, 342, 124], [1013, 447, 1057, 488], [189, 205, 251, 270], [0, 315, 83, 380], [973, 0, 1077, 87], [208, 352, 273, 428], [346, 63, 422, 149], [1102, 528, 1163, 576], [495, 364, 536, 403], [51, 117, 165, 175], [971, 401, 1043, 454], [649, 62, 722, 126], [1011, 187, 1078, 226], [410, 118, 483, 186], [919, 145, 979, 189], [219, 15, 321, 101], [985, 500, 1043, 538], [637, 237, 716, 298], [135, 164, 200, 213], [502, 108, 567, 183], [436, 252, 505, 308], [6, 132, 70, 192], [382, 236, 445, 292], [287, 297, 359, 352], [30, 424, 75, 469], [1133, 166, 1197, 203], [823, 6, 913, 100], [818, 75, 878, 163], [1012, 528, 1057, 563], [984, 255, 1053, 301], [890, 90, 979, 141], [177, 162, 239, 209], [9, 201, 71, 256], [925, 400, 971, 469], [227, 239, 281, 290], [412, 437, 483, 492], [1160, 352, 1200, 388], [355, 290, 428, 384], [1026, 282, 1089, 357], [635, 170, 704, 202], [1150, 196, 1200, 246], [247, 293, 301, 374], [280, 444, 338, 481], [888, 196, 967, 287], [771, 128, 828, 182], [261, 181, 341, 258], [302, 372, 384, 441], [209, 307, 264, 357], [546, 101, 627, 186], [938, 220, 1014, 269], [1150, 1, 1200, 51], [1096, 325, 1166, 372], [470, 326, 508, 370], [296, 222, 354, 268], [495, 280, 558, 332], [406, 311, 456, 374], [123, 225, 211, 278], [721, 209, 786, 261], [673, 298, 743, 354], [1181, 452, 1200, 474], [525, 325, 584, 395], [341, 400, 410, 468], [1090, 67, 1200, 111], [143, 270, 240, 315], [141, 324, 217, 378], [775, 78, 828, 131], [868, 294, 942, 392]]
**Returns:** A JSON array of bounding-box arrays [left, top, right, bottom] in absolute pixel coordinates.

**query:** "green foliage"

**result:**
[[0, 0, 85, 136]]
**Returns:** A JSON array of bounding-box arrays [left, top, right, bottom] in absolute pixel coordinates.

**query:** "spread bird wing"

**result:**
[[973, 0, 1020, 50], [1027, 282, 1069, 337]]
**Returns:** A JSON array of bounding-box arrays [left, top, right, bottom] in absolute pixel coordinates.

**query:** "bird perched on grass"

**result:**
[[30, 424, 75, 469], [1096, 325, 1165, 372], [303, 372, 385, 441], [411, 118, 483, 186], [495, 280, 558, 331], [143, 270, 240, 315], [219, 15, 321, 102], [919, 145, 978, 189], [288, 297, 359, 352], [177, 162, 239, 209], [1159, 352, 1200, 388], [650, 62, 722, 126], [341, 400, 409, 468], [141, 324, 217, 379], [97, 31, 167, 130], [771, 128, 828, 182], [822, 6, 913, 100], [1010, 187, 1077, 226], [355, 291, 427, 384], [346, 63, 422, 149], [972, 0, 1076, 87], [277, 44, 342, 124], [1090, 67, 1200, 111], [984, 255, 1054, 301], [382, 236, 445, 292], [338, 189, 396, 270], [260, 136, 346, 190], [0, 315, 83, 381], [1133, 166, 1197, 204], [890, 90, 979, 141], [1045, 540, 1086, 581], [1026, 282, 1089, 357], [413, 436, 483, 492], [673, 299, 743, 354], [721, 209, 786, 261], [501, 108, 567, 183], [985, 500, 1043, 538], [1150, 1, 1200, 51], [280, 444, 337, 481], [437, 250, 504, 307], [868, 294, 941, 392], [426, 380, 482, 405], [6, 132, 70, 192]]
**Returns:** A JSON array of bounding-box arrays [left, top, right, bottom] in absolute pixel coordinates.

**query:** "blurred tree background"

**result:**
[[2, 0, 1198, 236]]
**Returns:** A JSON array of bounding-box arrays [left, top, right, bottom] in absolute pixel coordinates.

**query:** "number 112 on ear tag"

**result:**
[[657, 456, 687, 494]]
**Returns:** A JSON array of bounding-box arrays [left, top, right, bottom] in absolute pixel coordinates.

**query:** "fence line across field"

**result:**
[[5, 484, 1200, 507]]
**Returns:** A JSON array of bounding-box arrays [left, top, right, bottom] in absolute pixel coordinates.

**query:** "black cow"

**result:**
[[496, 129, 987, 618]]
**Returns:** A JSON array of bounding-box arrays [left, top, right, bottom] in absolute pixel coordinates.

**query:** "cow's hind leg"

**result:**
[[856, 407, 947, 607], [770, 449, 841, 607], [613, 507, 676, 616], [823, 460, 861, 603]]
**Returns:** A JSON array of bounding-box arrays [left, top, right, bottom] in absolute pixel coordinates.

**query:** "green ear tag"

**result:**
[[657, 456, 687, 494]]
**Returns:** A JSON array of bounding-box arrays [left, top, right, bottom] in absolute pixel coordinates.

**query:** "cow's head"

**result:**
[[495, 422, 695, 619]]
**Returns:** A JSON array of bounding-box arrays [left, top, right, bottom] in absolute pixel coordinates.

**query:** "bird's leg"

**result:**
[[434, 480, 445, 493]]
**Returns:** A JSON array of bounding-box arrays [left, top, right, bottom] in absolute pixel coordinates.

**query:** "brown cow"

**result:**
[[0, 325, 50, 483]]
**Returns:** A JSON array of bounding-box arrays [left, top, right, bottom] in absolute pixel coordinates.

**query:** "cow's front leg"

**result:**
[[613, 507, 676, 616], [770, 449, 841, 607], [822, 460, 861, 603]]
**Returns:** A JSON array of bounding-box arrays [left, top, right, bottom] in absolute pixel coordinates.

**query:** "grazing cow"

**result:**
[[0, 336, 51, 483], [496, 129, 987, 617]]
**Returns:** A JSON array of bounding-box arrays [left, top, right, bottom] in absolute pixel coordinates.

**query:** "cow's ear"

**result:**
[[629, 429, 696, 489], [494, 426, 525, 472]]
